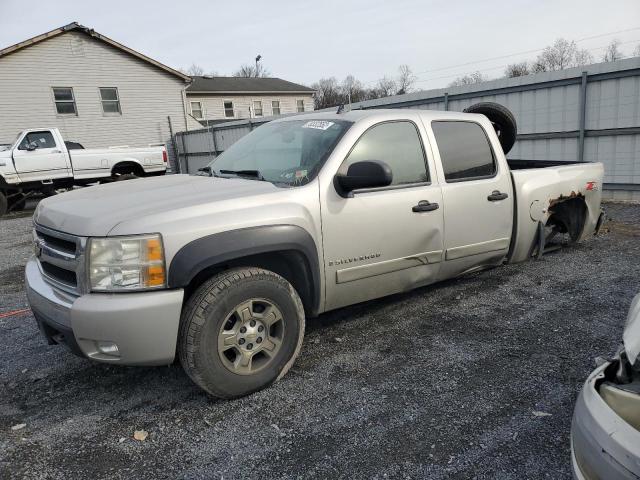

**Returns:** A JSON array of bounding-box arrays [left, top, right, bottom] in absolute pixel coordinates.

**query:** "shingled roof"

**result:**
[[188, 76, 315, 94], [0, 22, 191, 82]]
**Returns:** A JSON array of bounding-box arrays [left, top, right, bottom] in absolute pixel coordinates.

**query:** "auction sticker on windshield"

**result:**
[[302, 121, 335, 130]]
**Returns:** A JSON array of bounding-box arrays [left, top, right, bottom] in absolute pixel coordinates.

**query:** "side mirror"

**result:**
[[334, 160, 393, 197]]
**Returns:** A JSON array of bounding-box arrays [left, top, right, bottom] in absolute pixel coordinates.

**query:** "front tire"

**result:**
[[179, 268, 305, 398]]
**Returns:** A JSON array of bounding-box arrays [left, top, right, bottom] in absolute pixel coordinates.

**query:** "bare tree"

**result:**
[[603, 39, 623, 62], [574, 48, 593, 66], [376, 76, 397, 97], [531, 59, 548, 73], [341, 75, 367, 103], [233, 63, 271, 78], [311, 77, 342, 109], [448, 71, 487, 87], [181, 64, 205, 76], [505, 62, 530, 78], [396, 65, 416, 94], [534, 38, 593, 71], [536, 39, 577, 70], [365, 88, 384, 100]]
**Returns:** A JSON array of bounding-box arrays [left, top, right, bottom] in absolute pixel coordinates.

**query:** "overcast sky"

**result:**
[[1, 0, 639, 90]]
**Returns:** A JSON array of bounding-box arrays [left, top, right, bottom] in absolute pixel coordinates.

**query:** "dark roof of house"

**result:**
[[0, 22, 191, 82], [188, 76, 315, 94]]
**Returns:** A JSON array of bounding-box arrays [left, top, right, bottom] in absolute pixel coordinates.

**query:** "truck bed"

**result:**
[[69, 146, 166, 180]]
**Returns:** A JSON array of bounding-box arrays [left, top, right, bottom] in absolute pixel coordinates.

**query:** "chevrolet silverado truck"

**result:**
[[0, 127, 168, 215], [25, 104, 604, 398]]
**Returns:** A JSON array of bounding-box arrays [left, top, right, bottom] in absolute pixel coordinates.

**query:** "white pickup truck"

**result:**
[[0, 128, 167, 214], [26, 103, 604, 398]]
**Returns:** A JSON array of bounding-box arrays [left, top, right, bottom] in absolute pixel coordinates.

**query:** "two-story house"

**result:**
[[186, 76, 315, 126], [0, 22, 191, 169]]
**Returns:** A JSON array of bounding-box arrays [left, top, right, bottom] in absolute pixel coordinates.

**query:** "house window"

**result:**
[[224, 101, 234, 118], [272, 100, 281, 115], [100, 87, 121, 114], [190, 101, 203, 119], [253, 100, 263, 117], [53, 87, 77, 115], [296, 99, 305, 113]]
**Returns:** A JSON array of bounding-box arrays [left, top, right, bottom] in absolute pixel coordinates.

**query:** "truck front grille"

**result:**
[[34, 225, 86, 295]]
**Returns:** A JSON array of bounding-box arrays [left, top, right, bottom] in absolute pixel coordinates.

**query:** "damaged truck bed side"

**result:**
[[26, 103, 604, 398], [507, 160, 603, 263]]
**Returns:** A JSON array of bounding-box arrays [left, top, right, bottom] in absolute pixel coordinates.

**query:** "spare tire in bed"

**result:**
[[463, 102, 517, 155]]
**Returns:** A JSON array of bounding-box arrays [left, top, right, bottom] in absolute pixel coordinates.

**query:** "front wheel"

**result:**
[[178, 268, 305, 398]]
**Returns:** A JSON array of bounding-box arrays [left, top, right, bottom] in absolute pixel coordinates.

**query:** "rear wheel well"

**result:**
[[112, 162, 144, 177], [183, 250, 316, 316], [547, 195, 588, 242]]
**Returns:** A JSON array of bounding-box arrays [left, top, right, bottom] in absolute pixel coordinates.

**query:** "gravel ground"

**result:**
[[1, 201, 639, 479]]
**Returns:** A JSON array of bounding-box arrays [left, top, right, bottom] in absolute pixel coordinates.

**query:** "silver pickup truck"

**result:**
[[25, 104, 604, 398]]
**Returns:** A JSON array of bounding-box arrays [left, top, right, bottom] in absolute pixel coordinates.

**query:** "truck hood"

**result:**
[[624, 294, 640, 365], [34, 174, 281, 236]]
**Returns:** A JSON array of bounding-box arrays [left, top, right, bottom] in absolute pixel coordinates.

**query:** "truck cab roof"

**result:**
[[272, 108, 483, 124]]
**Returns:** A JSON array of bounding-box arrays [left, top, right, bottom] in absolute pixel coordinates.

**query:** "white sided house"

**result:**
[[0, 22, 191, 169], [185, 76, 315, 126]]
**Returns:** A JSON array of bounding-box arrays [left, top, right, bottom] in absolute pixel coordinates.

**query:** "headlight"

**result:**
[[88, 234, 166, 292]]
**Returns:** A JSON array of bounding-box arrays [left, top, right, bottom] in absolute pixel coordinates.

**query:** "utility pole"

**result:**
[[255, 54, 262, 77]]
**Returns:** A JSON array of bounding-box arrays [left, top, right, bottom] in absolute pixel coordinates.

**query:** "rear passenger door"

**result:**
[[428, 120, 513, 278]]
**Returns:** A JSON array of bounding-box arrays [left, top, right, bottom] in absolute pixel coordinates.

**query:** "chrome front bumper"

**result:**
[[570, 363, 640, 479], [26, 257, 184, 366]]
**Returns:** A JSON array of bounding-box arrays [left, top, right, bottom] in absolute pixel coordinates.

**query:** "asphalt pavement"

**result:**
[[1, 201, 639, 479]]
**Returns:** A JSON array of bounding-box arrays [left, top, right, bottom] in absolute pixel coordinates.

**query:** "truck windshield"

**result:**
[[207, 119, 352, 186]]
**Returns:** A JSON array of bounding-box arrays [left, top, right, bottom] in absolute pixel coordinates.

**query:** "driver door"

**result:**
[[13, 130, 70, 182], [321, 120, 444, 311]]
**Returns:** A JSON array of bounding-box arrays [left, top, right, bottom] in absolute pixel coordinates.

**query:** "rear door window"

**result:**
[[431, 121, 496, 182]]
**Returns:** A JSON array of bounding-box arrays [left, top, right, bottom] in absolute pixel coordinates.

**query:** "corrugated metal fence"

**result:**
[[175, 57, 640, 200]]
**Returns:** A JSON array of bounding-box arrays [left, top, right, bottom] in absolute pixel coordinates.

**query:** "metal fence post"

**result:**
[[167, 116, 180, 173], [578, 71, 588, 162], [211, 127, 218, 156], [180, 132, 189, 174]]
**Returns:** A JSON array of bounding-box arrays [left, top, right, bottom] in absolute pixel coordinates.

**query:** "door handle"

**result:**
[[487, 190, 508, 201], [52, 150, 62, 154], [412, 200, 439, 212]]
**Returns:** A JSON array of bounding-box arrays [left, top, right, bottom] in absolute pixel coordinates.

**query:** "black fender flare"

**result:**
[[168, 224, 321, 313]]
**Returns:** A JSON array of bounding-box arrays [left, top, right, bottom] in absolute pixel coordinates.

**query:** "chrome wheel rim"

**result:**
[[217, 298, 285, 375]]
